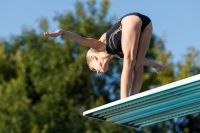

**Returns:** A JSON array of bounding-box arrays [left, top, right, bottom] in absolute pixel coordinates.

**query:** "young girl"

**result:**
[[44, 12, 167, 99]]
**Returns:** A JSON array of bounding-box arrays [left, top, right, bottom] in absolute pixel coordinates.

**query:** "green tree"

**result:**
[[0, 42, 17, 83], [1, 0, 130, 132], [176, 47, 200, 80]]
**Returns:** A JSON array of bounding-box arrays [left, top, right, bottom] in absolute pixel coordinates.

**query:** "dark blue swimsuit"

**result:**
[[106, 12, 151, 58]]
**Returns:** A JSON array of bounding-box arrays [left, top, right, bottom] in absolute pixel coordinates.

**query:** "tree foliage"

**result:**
[[0, 0, 199, 132]]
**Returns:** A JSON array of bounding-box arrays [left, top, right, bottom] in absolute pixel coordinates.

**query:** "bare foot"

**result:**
[[154, 64, 168, 73]]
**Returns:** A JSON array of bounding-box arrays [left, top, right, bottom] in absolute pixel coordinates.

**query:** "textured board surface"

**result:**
[[83, 74, 200, 128]]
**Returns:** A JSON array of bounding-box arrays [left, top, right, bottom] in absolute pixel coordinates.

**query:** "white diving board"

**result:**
[[83, 74, 200, 128]]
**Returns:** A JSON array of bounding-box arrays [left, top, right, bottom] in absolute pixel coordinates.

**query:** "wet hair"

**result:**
[[86, 48, 97, 65]]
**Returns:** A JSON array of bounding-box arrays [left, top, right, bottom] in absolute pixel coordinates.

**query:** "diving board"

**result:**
[[83, 74, 200, 128]]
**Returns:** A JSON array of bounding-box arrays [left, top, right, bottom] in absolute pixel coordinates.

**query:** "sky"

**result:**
[[1, 0, 200, 62]]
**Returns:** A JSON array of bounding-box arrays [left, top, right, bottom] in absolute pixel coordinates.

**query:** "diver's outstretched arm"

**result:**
[[143, 58, 168, 73], [44, 29, 105, 51]]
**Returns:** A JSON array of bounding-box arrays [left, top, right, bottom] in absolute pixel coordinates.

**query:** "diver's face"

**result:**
[[88, 60, 108, 74]]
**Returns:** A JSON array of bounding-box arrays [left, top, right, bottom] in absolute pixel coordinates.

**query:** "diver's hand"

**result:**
[[44, 29, 63, 38]]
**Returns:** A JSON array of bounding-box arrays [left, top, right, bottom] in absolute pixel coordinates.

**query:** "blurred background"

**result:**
[[0, 0, 200, 132]]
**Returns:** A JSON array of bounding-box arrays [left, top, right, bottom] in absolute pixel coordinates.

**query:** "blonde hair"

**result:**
[[86, 48, 97, 64]]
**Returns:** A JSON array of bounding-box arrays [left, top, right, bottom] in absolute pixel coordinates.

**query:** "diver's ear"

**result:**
[[90, 55, 98, 61]]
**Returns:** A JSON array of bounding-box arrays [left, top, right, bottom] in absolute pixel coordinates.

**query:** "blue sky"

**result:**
[[1, 0, 200, 62]]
